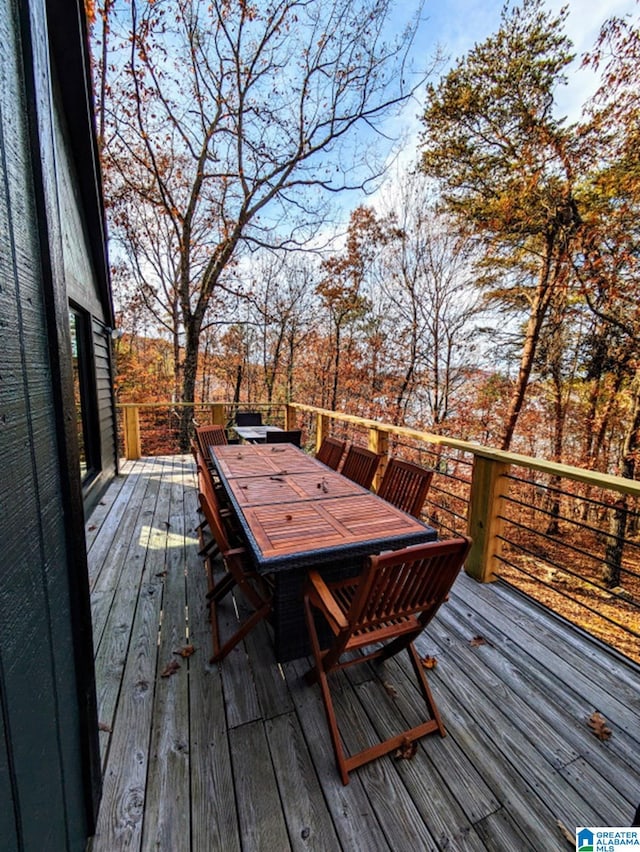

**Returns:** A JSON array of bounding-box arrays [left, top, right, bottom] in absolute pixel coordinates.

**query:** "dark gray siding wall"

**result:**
[[0, 0, 101, 848], [93, 313, 117, 473], [53, 56, 117, 511]]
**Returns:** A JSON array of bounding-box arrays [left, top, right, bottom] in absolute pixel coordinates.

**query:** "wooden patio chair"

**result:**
[[194, 446, 233, 564], [235, 411, 262, 426], [198, 478, 273, 662], [315, 436, 346, 470], [376, 458, 434, 518], [303, 536, 472, 784], [340, 444, 380, 489], [265, 429, 302, 446], [195, 424, 228, 460]]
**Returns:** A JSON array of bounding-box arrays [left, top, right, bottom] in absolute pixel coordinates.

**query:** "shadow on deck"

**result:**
[[86, 455, 640, 851]]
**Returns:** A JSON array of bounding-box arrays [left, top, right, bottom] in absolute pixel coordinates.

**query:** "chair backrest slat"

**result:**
[[340, 445, 380, 489], [198, 485, 232, 554], [376, 458, 434, 517], [316, 436, 346, 470], [196, 424, 228, 456], [350, 538, 471, 631]]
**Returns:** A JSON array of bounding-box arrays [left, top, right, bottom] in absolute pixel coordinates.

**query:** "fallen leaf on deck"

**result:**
[[587, 710, 612, 740], [155, 571, 167, 578], [556, 819, 575, 846], [98, 722, 112, 733], [160, 660, 181, 678], [383, 681, 398, 698], [421, 655, 438, 669], [470, 635, 492, 647], [174, 645, 196, 658], [87, 524, 97, 531], [394, 738, 417, 760]]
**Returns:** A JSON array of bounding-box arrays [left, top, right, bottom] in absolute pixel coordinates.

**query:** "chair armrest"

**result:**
[[307, 571, 348, 630]]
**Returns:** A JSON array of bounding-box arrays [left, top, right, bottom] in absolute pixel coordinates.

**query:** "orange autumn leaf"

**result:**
[[160, 659, 181, 678], [587, 711, 612, 741], [394, 737, 418, 760], [174, 645, 196, 658]]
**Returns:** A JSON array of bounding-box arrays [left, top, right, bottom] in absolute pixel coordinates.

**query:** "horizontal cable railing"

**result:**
[[116, 400, 640, 664], [495, 471, 640, 662]]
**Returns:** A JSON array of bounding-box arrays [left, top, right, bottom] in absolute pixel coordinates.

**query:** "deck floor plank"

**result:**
[[142, 456, 192, 851], [185, 476, 241, 852], [265, 710, 342, 851], [443, 587, 640, 779], [91, 458, 173, 851], [436, 598, 640, 805], [88, 455, 640, 851], [229, 720, 292, 851]]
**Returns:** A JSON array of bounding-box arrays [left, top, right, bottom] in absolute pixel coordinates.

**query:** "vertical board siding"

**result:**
[[0, 0, 71, 846], [1, 0, 105, 847], [92, 315, 116, 479]]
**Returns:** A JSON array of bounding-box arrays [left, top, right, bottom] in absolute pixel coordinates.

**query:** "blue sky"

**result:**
[[351, 0, 639, 215], [407, 0, 638, 119]]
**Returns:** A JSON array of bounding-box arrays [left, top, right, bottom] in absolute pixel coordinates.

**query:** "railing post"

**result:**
[[210, 403, 226, 426], [123, 405, 141, 460], [466, 454, 510, 582], [285, 404, 296, 430], [316, 412, 330, 453], [368, 426, 389, 491]]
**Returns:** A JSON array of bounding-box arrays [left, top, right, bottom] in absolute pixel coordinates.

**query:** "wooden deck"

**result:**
[[86, 455, 640, 851]]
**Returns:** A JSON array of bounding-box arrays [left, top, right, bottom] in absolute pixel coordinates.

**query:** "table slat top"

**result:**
[[227, 470, 365, 507], [212, 445, 320, 478], [244, 493, 430, 562], [211, 444, 436, 570]]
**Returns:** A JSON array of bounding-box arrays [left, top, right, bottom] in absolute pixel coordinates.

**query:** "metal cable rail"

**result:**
[[494, 551, 640, 642], [497, 512, 640, 584], [495, 528, 640, 611], [502, 490, 640, 552]]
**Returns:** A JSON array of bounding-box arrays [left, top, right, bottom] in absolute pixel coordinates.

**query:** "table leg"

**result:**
[[272, 557, 363, 662]]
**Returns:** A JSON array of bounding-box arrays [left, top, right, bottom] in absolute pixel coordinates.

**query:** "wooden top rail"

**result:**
[[289, 403, 640, 499], [116, 400, 640, 499], [116, 402, 282, 410]]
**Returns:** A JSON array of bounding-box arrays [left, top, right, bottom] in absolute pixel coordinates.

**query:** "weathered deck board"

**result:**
[[88, 456, 640, 852]]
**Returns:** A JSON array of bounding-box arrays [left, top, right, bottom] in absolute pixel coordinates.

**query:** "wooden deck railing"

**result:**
[[116, 400, 640, 662]]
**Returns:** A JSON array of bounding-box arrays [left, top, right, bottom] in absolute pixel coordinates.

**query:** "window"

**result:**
[[69, 307, 99, 481]]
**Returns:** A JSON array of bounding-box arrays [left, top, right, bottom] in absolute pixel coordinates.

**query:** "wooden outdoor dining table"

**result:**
[[209, 443, 437, 660]]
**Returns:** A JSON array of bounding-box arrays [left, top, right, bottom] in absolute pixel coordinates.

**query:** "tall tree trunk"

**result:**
[[330, 322, 341, 411], [603, 377, 640, 588], [178, 318, 202, 450], [546, 367, 564, 535], [500, 235, 562, 450]]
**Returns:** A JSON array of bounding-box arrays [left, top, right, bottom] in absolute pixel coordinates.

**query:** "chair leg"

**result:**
[[407, 642, 446, 737], [210, 600, 271, 663], [304, 600, 445, 784], [303, 595, 350, 784]]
